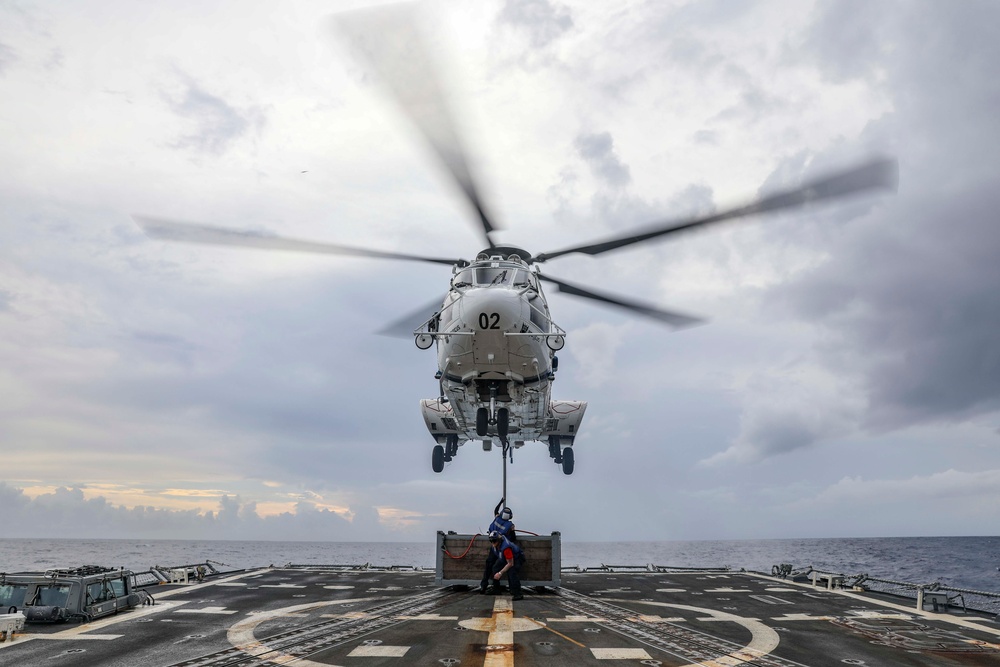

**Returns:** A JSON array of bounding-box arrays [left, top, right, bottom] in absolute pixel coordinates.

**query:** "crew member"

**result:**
[[480, 498, 516, 593], [489, 497, 517, 542], [487, 531, 525, 600]]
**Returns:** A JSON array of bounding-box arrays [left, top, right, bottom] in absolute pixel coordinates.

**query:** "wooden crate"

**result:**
[[435, 531, 561, 587]]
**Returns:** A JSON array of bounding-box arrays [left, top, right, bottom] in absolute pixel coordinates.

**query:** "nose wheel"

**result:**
[[475, 406, 510, 437]]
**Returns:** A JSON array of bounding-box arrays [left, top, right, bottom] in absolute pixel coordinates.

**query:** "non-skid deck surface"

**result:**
[[2, 568, 999, 666]]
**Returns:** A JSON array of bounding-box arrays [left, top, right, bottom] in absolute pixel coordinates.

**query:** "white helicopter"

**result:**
[[135, 5, 897, 475]]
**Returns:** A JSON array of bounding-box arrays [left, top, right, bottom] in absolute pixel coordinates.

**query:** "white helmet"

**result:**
[[500, 507, 513, 521]]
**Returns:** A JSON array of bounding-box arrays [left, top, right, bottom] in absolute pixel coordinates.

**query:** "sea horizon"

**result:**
[[3, 535, 998, 593]]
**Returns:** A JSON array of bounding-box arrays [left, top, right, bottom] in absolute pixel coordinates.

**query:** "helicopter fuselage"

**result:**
[[417, 250, 586, 474]]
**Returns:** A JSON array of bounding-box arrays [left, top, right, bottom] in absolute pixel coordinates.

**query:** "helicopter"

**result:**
[[133, 5, 898, 476]]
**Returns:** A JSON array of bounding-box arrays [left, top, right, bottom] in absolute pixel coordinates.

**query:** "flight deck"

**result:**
[[3, 559, 1000, 666]]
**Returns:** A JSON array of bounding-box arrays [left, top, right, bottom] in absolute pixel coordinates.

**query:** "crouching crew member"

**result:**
[[487, 530, 525, 600], [480, 499, 516, 593]]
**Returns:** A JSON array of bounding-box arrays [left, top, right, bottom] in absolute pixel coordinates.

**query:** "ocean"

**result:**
[[2, 536, 998, 593]]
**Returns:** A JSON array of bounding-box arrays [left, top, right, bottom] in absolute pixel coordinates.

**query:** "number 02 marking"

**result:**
[[479, 312, 500, 329]]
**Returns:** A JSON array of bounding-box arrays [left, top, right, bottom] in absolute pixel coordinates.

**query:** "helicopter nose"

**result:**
[[462, 287, 522, 332]]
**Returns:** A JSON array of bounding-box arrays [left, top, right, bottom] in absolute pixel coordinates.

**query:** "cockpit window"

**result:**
[[474, 267, 533, 286], [474, 268, 510, 285], [457, 265, 536, 288], [452, 268, 473, 288]]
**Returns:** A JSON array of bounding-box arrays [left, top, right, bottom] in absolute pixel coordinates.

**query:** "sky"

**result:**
[[2, 0, 999, 543]]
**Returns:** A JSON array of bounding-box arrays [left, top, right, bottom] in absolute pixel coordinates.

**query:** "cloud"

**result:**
[[497, 0, 574, 50], [0, 41, 16, 74], [809, 468, 1000, 506], [574, 131, 631, 188], [567, 321, 630, 388], [702, 361, 865, 465], [0, 483, 390, 541], [795, 0, 894, 84], [2, 1, 1000, 542], [164, 76, 265, 155], [762, 2, 1000, 435]]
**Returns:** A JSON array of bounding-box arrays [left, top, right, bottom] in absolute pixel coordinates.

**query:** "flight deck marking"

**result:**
[[748, 595, 793, 605], [523, 616, 587, 648], [226, 597, 386, 667], [0, 599, 192, 651], [346, 644, 410, 657], [604, 597, 784, 667], [769, 614, 835, 622], [748, 573, 1000, 639], [176, 606, 238, 615], [484, 597, 516, 667], [16, 634, 123, 641], [154, 569, 271, 598], [591, 647, 653, 659], [706, 588, 753, 593]]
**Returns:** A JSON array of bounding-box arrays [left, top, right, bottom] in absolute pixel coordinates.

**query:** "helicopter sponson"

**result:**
[[417, 251, 583, 475]]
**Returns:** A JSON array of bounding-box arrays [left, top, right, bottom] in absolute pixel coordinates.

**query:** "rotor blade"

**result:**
[[330, 5, 499, 248], [535, 156, 898, 262], [133, 216, 463, 266], [538, 274, 703, 329], [376, 296, 447, 338]]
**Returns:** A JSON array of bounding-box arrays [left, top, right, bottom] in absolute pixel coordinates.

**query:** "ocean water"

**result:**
[[1, 536, 998, 593]]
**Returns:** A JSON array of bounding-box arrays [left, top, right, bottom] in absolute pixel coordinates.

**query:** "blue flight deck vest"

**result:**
[[489, 516, 513, 537], [492, 535, 523, 560]]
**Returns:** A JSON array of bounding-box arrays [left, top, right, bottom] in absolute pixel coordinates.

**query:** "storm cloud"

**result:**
[[2, 0, 999, 543]]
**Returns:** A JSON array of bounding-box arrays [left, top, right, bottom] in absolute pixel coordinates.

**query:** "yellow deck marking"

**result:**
[[523, 616, 586, 648], [483, 597, 515, 667]]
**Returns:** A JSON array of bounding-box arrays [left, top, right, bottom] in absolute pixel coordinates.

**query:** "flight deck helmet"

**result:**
[[500, 507, 513, 521], [488, 530, 501, 543]]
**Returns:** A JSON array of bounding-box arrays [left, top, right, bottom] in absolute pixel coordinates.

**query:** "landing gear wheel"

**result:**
[[561, 447, 574, 475], [476, 408, 489, 436], [432, 445, 445, 473], [496, 408, 509, 438]]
